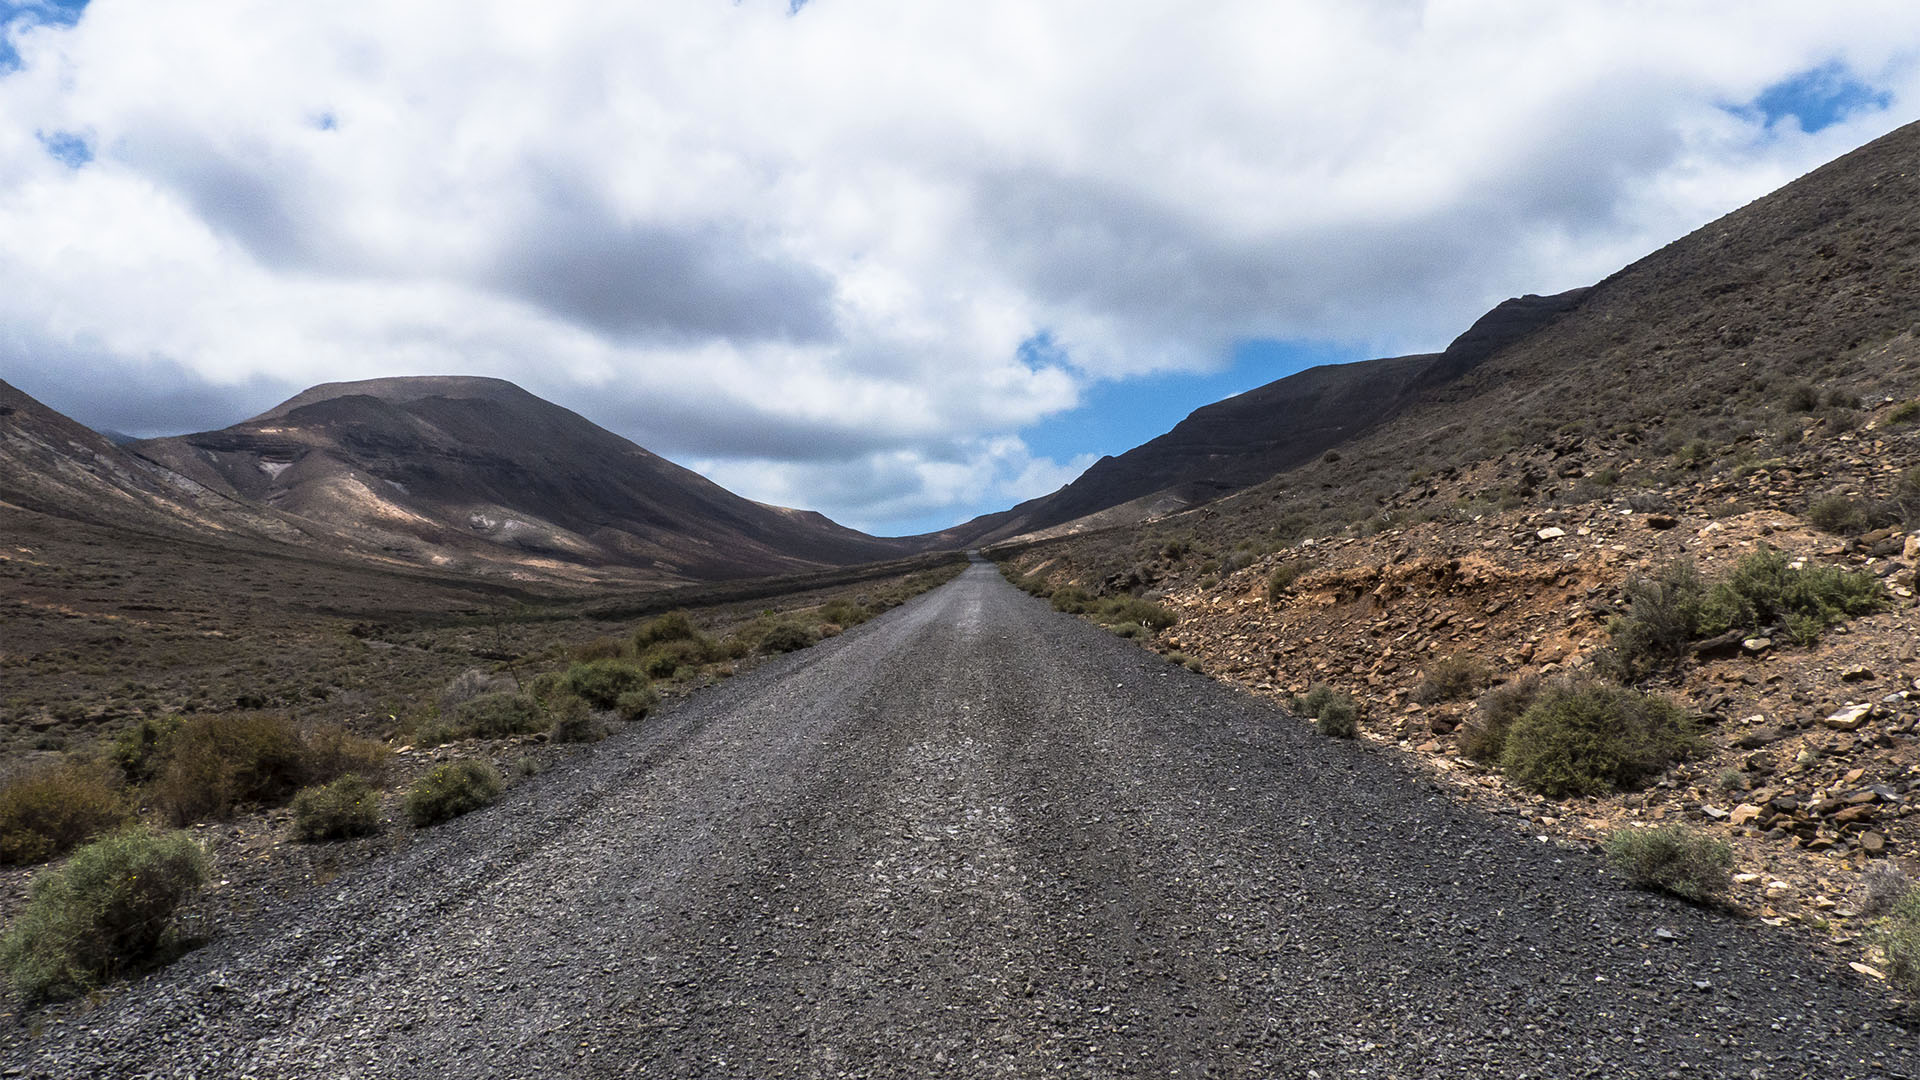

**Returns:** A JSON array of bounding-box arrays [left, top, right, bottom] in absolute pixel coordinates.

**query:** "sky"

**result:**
[[0, 2, 1915, 536]]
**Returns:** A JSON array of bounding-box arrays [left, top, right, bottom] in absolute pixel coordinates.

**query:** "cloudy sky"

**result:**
[[0, 1, 1915, 535]]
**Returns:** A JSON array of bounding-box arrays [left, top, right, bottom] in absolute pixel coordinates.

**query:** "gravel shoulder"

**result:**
[[7, 559, 1916, 1078]]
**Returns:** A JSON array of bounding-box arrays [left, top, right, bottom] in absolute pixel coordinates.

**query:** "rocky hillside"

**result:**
[[993, 119, 1920, 983], [924, 289, 1586, 549], [131, 376, 914, 583]]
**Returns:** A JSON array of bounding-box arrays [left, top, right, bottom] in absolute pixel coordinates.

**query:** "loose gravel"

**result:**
[[5, 559, 1915, 1077]]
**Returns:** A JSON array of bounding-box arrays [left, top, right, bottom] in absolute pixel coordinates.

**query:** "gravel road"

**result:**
[[8, 559, 1916, 1078]]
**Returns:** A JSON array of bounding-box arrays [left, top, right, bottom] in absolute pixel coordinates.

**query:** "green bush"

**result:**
[[1290, 684, 1359, 738], [639, 636, 722, 679], [1266, 561, 1310, 601], [1887, 400, 1920, 426], [452, 692, 548, 738], [633, 611, 697, 650], [615, 686, 659, 722], [818, 599, 869, 628], [1500, 682, 1699, 797], [548, 697, 606, 743], [1412, 655, 1489, 704], [1459, 676, 1540, 763], [404, 761, 504, 827], [0, 760, 132, 866], [758, 621, 816, 654], [1109, 622, 1148, 640], [1603, 549, 1887, 678], [1604, 824, 1733, 903], [108, 715, 181, 785], [0, 827, 207, 1004], [290, 774, 382, 842], [1881, 887, 1920, 995], [1807, 494, 1871, 536], [562, 659, 650, 709], [1093, 596, 1177, 631], [1050, 586, 1093, 614]]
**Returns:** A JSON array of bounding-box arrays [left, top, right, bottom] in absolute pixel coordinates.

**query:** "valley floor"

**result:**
[[9, 561, 1914, 1078]]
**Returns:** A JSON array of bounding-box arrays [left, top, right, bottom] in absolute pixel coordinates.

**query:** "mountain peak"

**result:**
[[248, 375, 536, 424]]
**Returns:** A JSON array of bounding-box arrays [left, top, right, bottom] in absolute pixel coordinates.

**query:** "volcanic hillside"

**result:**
[[923, 288, 1587, 549], [132, 376, 914, 582]]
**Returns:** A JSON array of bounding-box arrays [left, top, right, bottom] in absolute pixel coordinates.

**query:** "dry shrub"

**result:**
[[0, 760, 132, 866], [148, 714, 387, 826]]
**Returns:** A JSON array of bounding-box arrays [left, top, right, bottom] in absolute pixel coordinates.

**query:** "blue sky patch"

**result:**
[[1020, 338, 1365, 465], [1734, 61, 1891, 134], [0, 0, 88, 71], [38, 128, 91, 167]]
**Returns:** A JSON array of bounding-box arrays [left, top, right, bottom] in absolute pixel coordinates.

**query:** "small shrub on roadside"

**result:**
[[632, 611, 697, 650], [615, 686, 660, 722], [1860, 864, 1913, 918], [0, 760, 131, 866], [404, 761, 504, 827], [639, 636, 723, 679], [1603, 824, 1733, 903], [452, 692, 548, 739], [1500, 681, 1699, 797], [1290, 684, 1359, 738], [1459, 676, 1540, 763], [1094, 596, 1177, 631], [549, 697, 606, 743], [147, 713, 310, 826], [758, 621, 817, 654], [1887, 400, 1920, 426], [0, 827, 207, 1004], [1879, 887, 1920, 995], [1412, 655, 1489, 704], [562, 659, 650, 709], [1109, 622, 1148, 640], [290, 774, 382, 842], [1050, 586, 1093, 614]]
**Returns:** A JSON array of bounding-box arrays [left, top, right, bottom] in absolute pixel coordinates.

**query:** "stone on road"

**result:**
[[9, 560, 1915, 1078]]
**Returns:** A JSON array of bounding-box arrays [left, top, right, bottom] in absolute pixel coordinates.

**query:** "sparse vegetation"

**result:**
[[561, 659, 650, 709], [1500, 681, 1699, 797], [0, 759, 131, 866], [548, 698, 606, 743], [290, 774, 382, 842], [1604, 824, 1733, 903], [1806, 493, 1871, 535], [451, 691, 548, 739], [404, 760, 505, 827], [1459, 676, 1540, 763], [1290, 684, 1359, 738], [615, 686, 659, 721], [0, 827, 208, 1004], [1266, 561, 1310, 600], [1887, 399, 1920, 426], [1877, 886, 1920, 995], [147, 713, 386, 826], [1412, 655, 1489, 704], [758, 621, 817, 653], [1601, 549, 1887, 679]]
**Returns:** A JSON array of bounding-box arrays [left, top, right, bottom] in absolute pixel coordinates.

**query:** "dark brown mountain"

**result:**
[[0, 377, 310, 543], [923, 288, 1586, 548], [131, 376, 913, 581]]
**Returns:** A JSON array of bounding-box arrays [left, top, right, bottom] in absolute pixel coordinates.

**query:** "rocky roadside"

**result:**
[[1009, 474, 1920, 992]]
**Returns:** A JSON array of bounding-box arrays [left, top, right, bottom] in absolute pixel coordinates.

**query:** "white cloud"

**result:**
[[1, 1, 1917, 532]]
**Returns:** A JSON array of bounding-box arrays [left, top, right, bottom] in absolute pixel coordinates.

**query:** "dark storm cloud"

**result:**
[[0, 345, 296, 437], [493, 201, 839, 346], [557, 387, 906, 463]]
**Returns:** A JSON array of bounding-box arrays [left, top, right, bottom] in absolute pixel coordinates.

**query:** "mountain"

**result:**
[[130, 376, 913, 581], [0, 377, 312, 543], [923, 288, 1586, 548]]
